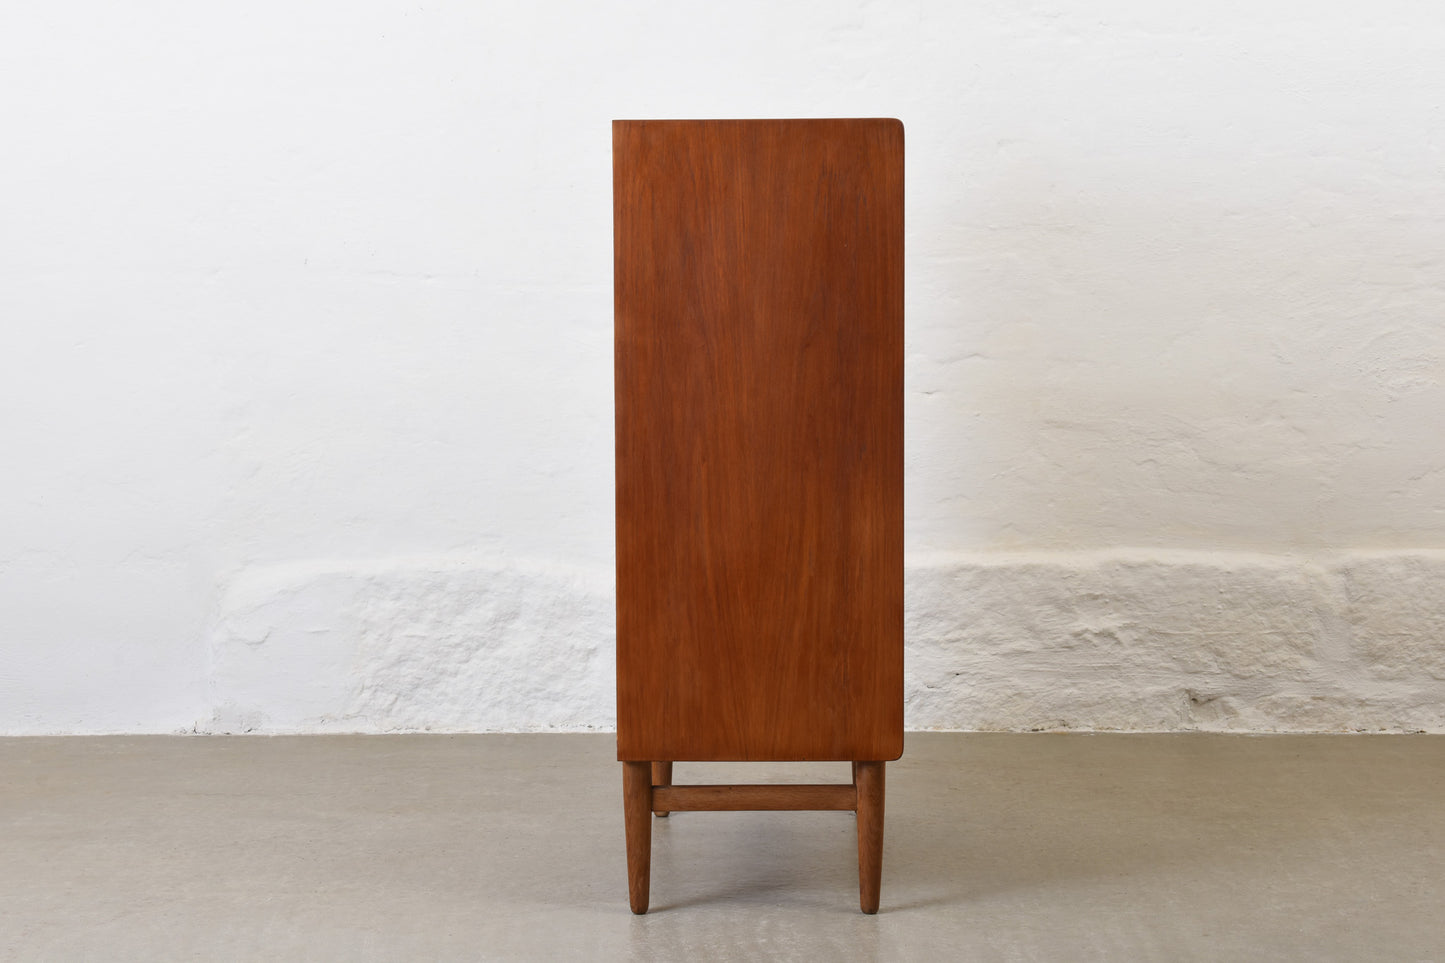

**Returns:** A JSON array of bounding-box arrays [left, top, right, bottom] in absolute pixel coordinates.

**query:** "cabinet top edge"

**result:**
[[613, 118, 903, 130]]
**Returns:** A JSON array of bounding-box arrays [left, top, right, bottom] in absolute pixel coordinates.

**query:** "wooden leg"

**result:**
[[623, 761, 653, 914], [652, 761, 673, 817], [855, 761, 885, 914], [851, 761, 860, 785]]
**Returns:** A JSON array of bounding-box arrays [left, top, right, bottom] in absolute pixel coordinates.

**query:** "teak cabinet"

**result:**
[[613, 118, 904, 914]]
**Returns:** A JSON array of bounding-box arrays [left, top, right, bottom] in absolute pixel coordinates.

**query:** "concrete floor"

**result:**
[[1, 734, 1442, 961]]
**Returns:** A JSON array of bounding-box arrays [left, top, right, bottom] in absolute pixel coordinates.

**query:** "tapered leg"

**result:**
[[623, 761, 653, 914], [652, 761, 674, 817], [855, 761, 885, 914]]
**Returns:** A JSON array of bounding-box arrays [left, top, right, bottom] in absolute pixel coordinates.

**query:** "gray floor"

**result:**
[[2, 733, 1442, 962]]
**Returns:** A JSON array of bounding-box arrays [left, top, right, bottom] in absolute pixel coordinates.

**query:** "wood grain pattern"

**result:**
[[652, 783, 857, 812], [614, 119, 904, 762]]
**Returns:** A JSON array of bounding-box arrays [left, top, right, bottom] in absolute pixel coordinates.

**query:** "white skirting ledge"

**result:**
[[203, 557, 616, 735], [906, 549, 1445, 733], [202, 550, 1445, 734]]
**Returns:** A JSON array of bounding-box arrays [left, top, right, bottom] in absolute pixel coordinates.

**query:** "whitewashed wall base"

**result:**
[[199, 551, 1445, 734]]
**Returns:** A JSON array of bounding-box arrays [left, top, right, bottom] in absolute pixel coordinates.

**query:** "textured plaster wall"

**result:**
[[3, 2, 1444, 733]]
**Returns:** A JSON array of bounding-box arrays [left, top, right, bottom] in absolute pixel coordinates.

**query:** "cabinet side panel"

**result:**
[[615, 119, 903, 761]]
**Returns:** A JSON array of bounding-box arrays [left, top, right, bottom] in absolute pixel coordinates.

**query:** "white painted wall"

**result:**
[[3, 1, 1443, 734]]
